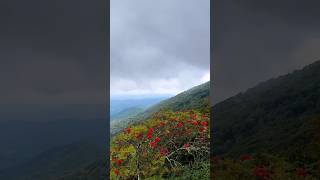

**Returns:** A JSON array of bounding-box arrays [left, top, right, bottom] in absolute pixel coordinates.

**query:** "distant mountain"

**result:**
[[0, 140, 105, 180], [213, 60, 320, 157], [0, 104, 106, 122], [111, 81, 210, 134], [0, 118, 107, 180], [0, 118, 106, 169], [110, 97, 169, 117], [77, 82, 210, 179], [2, 82, 210, 179], [54, 160, 107, 180], [111, 106, 144, 122]]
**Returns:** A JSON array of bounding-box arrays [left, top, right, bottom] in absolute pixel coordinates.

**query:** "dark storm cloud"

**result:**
[[111, 0, 210, 96], [0, 0, 107, 104], [212, 0, 320, 104]]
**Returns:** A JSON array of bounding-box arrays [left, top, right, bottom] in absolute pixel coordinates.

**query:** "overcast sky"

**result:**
[[111, 0, 210, 97], [0, 0, 108, 120], [212, 0, 320, 104], [0, 0, 107, 105]]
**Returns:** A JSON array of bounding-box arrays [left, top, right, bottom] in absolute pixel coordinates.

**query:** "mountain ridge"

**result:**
[[111, 81, 210, 134], [1, 81, 210, 180], [213, 60, 320, 156]]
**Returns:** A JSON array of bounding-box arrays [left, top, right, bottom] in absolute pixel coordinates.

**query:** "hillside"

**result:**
[[213, 60, 320, 156], [211, 61, 320, 179], [142, 81, 210, 114], [0, 118, 107, 180], [0, 140, 105, 180], [65, 82, 210, 179], [109, 82, 210, 179], [1, 82, 210, 179], [111, 81, 210, 134], [111, 106, 144, 122], [0, 118, 106, 172], [110, 97, 167, 117], [54, 160, 107, 180]]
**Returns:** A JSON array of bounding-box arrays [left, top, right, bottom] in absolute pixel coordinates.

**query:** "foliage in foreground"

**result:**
[[212, 116, 320, 180], [110, 110, 210, 179], [212, 153, 320, 180]]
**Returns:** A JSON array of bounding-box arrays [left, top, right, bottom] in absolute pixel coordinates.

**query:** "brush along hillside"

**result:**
[[110, 82, 210, 179], [111, 82, 210, 135]]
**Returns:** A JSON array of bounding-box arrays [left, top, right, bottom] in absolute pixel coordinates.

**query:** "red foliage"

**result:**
[[147, 133, 152, 139], [253, 166, 271, 179], [114, 169, 119, 176], [124, 128, 132, 134], [116, 159, 123, 166], [159, 122, 166, 126], [155, 137, 161, 143], [149, 141, 156, 148], [183, 143, 190, 149], [239, 154, 252, 161], [296, 168, 307, 177], [191, 121, 199, 126], [148, 128, 154, 133], [147, 128, 153, 139], [201, 121, 208, 126], [160, 148, 168, 156], [199, 126, 207, 132], [136, 133, 143, 140]]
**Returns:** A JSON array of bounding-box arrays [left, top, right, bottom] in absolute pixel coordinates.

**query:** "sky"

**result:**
[[212, 0, 320, 104], [111, 0, 210, 98], [0, 0, 107, 105], [0, 0, 108, 120], [2, 0, 319, 111]]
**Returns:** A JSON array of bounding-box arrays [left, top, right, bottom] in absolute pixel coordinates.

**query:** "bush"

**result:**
[[110, 110, 210, 179]]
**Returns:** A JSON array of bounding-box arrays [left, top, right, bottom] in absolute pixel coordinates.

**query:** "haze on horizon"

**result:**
[[111, 0, 210, 99]]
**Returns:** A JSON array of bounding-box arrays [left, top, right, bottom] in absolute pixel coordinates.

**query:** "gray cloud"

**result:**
[[0, 0, 107, 105], [212, 0, 320, 104], [111, 0, 210, 96]]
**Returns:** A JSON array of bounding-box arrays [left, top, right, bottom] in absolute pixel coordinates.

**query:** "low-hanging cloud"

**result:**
[[111, 0, 210, 96]]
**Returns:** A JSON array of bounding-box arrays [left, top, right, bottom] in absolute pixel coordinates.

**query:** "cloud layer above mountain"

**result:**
[[111, 0, 210, 97]]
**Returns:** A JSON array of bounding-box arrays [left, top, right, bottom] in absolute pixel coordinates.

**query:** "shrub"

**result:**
[[110, 110, 210, 179]]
